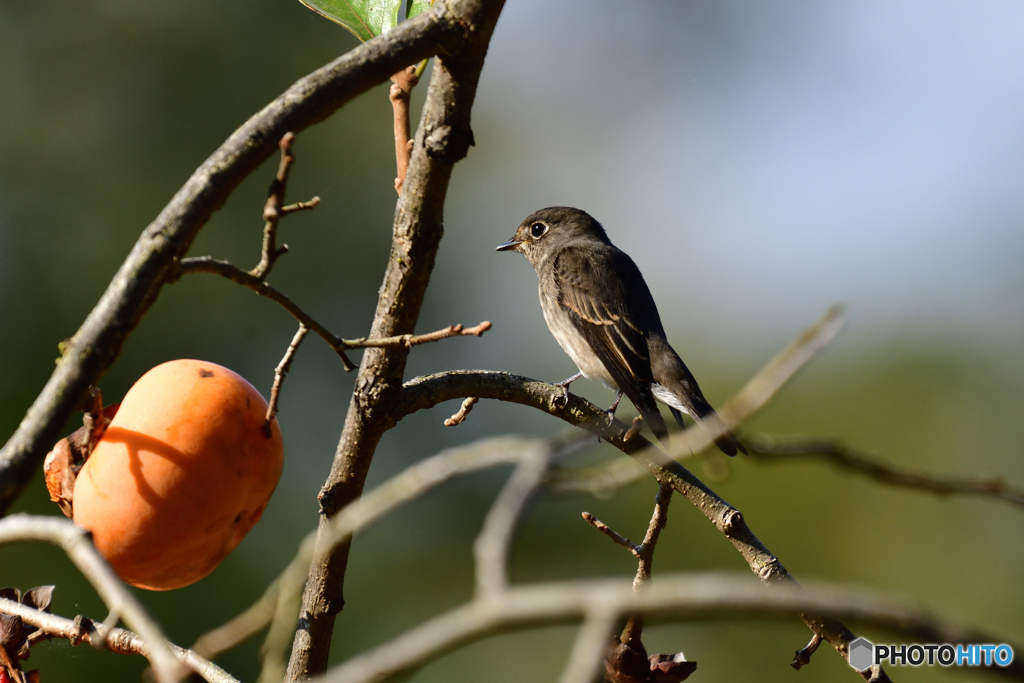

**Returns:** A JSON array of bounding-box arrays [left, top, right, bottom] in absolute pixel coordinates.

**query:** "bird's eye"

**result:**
[[530, 222, 548, 238]]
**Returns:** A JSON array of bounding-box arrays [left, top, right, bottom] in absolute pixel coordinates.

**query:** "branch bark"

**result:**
[[0, 0, 468, 515], [391, 308, 893, 679], [0, 597, 236, 683], [286, 5, 506, 675], [0, 515, 183, 683]]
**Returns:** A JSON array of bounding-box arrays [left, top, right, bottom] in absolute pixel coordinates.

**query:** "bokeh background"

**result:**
[[2, 0, 1023, 681]]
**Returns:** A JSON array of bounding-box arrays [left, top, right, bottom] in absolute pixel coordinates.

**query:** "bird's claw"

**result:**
[[554, 385, 570, 409]]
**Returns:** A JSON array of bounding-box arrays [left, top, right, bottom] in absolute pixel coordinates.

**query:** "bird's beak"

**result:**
[[495, 239, 523, 252]]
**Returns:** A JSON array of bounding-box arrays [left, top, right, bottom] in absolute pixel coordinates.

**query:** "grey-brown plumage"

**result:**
[[497, 206, 745, 456]]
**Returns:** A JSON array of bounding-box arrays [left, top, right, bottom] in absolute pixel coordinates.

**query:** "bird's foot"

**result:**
[[552, 372, 583, 409], [604, 390, 624, 426]]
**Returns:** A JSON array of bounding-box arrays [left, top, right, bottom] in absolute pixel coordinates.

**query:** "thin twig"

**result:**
[[344, 321, 492, 349], [0, 597, 236, 683], [390, 66, 421, 195], [0, 515, 183, 683], [316, 572, 1024, 683], [178, 256, 356, 369], [583, 484, 673, 650], [581, 513, 640, 556], [792, 632, 822, 670], [621, 482, 673, 647], [443, 396, 478, 426], [180, 256, 492, 372], [251, 133, 321, 281], [623, 415, 644, 442], [266, 324, 309, 432], [473, 446, 552, 595], [747, 434, 1024, 510]]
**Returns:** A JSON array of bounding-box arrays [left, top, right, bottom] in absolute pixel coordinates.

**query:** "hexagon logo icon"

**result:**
[[849, 637, 874, 671]]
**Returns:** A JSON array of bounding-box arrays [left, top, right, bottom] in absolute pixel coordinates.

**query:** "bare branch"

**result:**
[[0, 0, 469, 514], [620, 482, 674, 648], [177, 257, 357, 370], [252, 437, 542, 683], [747, 434, 1024, 510], [180, 254, 492, 370], [251, 132, 320, 281], [340, 320, 492, 350], [393, 307, 892, 677], [581, 512, 641, 557], [266, 324, 309, 431], [390, 65, 422, 195], [0, 597, 236, 683], [663, 304, 848, 461], [0, 515, 183, 683], [317, 573, 1024, 683], [792, 632, 822, 670], [443, 396, 478, 426], [289, 0, 507, 676], [634, 483, 673, 589]]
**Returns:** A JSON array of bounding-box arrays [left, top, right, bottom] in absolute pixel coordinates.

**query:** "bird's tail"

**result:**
[[649, 336, 746, 457], [669, 404, 747, 457]]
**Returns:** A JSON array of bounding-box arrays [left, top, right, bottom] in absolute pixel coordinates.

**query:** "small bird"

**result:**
[[496, 206, 745, 456]]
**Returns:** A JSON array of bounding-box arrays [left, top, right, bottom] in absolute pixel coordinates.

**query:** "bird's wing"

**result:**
[[552, 247, 668, 439]]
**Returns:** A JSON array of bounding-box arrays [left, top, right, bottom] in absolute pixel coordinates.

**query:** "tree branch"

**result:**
[[317, 573, 1024, 683], [0, 515, 183, 683], [393, 307, 894, 678], [473, 445, 552, 596], [266, 324, 309, 431], [0, 597, 236, 683], [390, 65, 422, 195], [254, 437, 543, 682], [177, 257, 358, 370], [179, 254, 492, 370], [251, 132, 320, 281], [747, 434, 1024, 510], [286, 1, 506, 677], [0, 0, 470, 515]]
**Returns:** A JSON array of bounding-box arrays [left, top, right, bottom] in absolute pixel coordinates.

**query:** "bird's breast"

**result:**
[[538, 285, 616, 385]]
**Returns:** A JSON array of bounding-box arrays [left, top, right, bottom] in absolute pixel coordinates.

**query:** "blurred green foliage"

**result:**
[[1, 1, 1021, 682]]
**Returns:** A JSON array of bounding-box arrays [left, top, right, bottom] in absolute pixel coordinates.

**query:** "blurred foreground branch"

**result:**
[[317, 573, 1024, 683], [0, 597, 235, 683], [0, 516, 182, 683], [747, 434, 1024, 510], [394, 306, 897, 678], [251, 437, 550, 683]]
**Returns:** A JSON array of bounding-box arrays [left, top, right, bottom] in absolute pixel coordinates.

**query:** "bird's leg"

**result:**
[[553, 371, 584, 408], [605, 390, 624, 425]]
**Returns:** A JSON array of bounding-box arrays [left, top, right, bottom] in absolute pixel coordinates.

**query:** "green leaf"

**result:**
[[406, 0, 433, 20], [298, 0, 402, 42]]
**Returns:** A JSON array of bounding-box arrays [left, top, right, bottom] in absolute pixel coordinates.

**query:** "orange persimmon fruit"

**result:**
[[71, 359, 284, 590]]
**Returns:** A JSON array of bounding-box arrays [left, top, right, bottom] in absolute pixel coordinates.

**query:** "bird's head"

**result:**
[[496, 206, 610, 267]]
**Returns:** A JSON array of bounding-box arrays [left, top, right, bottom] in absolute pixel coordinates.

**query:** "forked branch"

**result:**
[[0, 597, 236, 683], [0, 516, 182, 683]]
